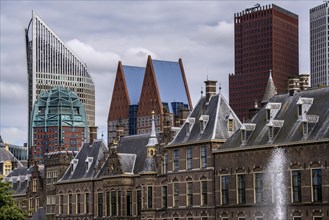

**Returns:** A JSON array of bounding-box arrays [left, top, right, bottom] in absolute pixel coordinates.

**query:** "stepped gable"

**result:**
[[170, 93, 241, 145], [59, 140, 108, 182], [220, 87, 329, 150]]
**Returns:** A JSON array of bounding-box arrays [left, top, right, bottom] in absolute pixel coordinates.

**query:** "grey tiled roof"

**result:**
[[170, 93, 241, 145], [59, 140, 108, 182], [118, 153, 136, 173], [0, 147, 23, 166], [31, 207, 46, 220], [220, 87, 329, 150], [117, 134, 149, 174]]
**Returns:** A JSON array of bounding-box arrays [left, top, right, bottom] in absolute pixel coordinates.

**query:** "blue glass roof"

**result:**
[[123, 65, 145, 105], [152, 60, 190, 113]]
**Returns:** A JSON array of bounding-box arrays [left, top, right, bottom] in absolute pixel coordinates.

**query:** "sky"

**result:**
[[0, 0, 320, 146]]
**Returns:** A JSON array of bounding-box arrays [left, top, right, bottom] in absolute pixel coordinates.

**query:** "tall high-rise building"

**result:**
[[310, 2, 329, 87], [229, 4, 299, 120], [25, 12, 95, 148]]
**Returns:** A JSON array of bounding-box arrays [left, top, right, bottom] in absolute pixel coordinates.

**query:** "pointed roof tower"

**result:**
[[141, 110, 158, 173], [261, 70, 277, 105]]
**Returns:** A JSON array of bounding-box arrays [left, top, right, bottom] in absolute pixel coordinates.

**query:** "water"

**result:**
[[265, 148, 287, 220]]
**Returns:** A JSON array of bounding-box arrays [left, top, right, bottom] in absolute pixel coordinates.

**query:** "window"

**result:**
[[222, 218, 229, 220], [312, 169, 322, 202], [148, 186, 153, 209], [46, 171, 52, 184], [314, 217, 322, 220], [76, 193, 81, 214], [46, 195, 56, 214], [126, 191, 132, 216], [68, 193, 73, 214], [32, 179, 37, 192], [186, 182, 193, 206], [173, 149, 179, 171], [137, 190, 142, 215], [201, 181, 207, 206], [53, 170, 58, 183], [162, 186, 167, 208], [118, 191, 121, 216], [111, 191, 117, 216], [293, 217, 302, 220], [297, 104, 302, 116], [266, 109, 271, 121], [173, 182, 179, 207], [106, 192, 110, 216], [187, 148, 192, 170], [162, 154, 168, 174], [255, 173, 263, 203], [29, 198, 34, 215], [35, 197, 40, 210], [237, 174, 246, 204], [85, 192, 89, 214], [59, 195, 64, 214], [221, 175, 229, 205], [201, 146, 207, 168], [228, 119, 234, 131], [292, 170, 302, 203], [97, 193, 103, 217], [241, 130, 246, 142]]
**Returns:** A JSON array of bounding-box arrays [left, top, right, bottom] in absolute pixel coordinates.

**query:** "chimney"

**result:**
[[115, 121, 125, 140], [89, 126, 98, 145], [204, 80, 217, 102], [288, 76, 300, 96], [179, 108, 190, 126], [299, 74, 310, 91]]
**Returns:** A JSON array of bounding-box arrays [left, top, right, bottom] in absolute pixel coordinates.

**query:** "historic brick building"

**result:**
[[214, 87, 329, 220], [229, 4, 299, 120], [107, 55, 192, 144]]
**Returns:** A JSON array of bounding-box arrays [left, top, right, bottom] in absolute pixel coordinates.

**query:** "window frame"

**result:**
[[220, 175, 229, 205], [186, 148, 193, 170]]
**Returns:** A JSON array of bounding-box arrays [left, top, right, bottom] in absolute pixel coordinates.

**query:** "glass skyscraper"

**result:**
[[310, 2, 329, 87], [25, 12, 95, 147]]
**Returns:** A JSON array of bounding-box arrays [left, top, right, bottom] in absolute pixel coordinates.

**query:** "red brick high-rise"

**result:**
[[229, 4, 299, 120]]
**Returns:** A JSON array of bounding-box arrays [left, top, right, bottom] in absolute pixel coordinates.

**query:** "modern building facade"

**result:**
[[229, 4, 299, 120], [30, 87, 87, 162], [25, 12, 95, 148], [107, 55, 192, 144], [310, 2, 329, 87]]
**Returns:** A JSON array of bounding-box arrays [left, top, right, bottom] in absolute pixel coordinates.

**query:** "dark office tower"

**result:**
[[229, 4, 299, 120]]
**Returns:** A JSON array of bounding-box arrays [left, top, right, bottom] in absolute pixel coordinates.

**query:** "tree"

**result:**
[[0, 178, 25, 220]]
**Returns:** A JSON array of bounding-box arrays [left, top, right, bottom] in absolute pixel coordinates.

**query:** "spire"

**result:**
[[261, 70, 277, 105], [146, 110, 158, 147], [142, 110, 158, 174]]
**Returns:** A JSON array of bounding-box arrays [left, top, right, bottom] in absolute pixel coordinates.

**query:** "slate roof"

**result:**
[[0, 147, 24, 168], [220, 87, 329, 151], [31, 207, 46, 220], [123, 65, 145, 105], [117, 134, 150, 174], [118, 153, 136, 173], [152, 60, 191, 113], [59, 140, 108, 182], [261, 71, 277, 104], [170, 93, 241, 146]]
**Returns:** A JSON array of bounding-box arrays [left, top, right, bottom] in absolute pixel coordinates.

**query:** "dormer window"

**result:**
[[71, 159, 79, 174], [240, 123, 256, 145], [186, 117, 195, 137], [85, 157, 93, 173], [199, 115, 209, 134]]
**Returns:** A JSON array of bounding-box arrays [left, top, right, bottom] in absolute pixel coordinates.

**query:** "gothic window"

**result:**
[[237, 174, 246, 204], [186, 181, 193, 207], [97, 193, 103, 217], [147, 186, 153, 209], [126, 191, 132, 216], [255, 173, 263, 203], [292, 170, 302, 203], [187, 148, 192, 170], [173, 182, 179, 207], [221, 175, 229, 205], [201, 146, 207, 168], [201, 181, 208, 206], [312, 169, 322, 202]]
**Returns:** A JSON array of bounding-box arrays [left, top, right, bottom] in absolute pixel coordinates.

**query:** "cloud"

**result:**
[[67, 39, 120, 74], [122, 47, 157, 66], [1, 127, 27, 145], [196, 20, 234, 46]]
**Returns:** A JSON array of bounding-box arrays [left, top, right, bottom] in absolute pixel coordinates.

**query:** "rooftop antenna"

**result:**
[[201, 86, 204, 97], [219, 83, 222, 94]]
